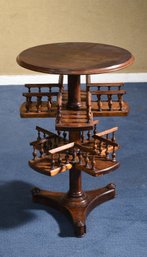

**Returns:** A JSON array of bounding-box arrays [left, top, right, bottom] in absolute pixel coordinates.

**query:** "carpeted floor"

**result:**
[[0, 83, 147, 257]]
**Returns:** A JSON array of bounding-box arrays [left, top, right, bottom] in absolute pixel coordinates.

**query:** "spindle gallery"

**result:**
[[17, 42, 134, 236]]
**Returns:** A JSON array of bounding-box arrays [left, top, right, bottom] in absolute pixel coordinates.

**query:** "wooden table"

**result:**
[[17, 42, 134, 237]]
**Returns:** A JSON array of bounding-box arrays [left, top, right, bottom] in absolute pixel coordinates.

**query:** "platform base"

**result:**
[[31, 183, 116, 237]]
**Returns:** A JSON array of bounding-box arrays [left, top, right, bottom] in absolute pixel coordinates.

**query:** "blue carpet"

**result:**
[[0, 83, 147, 257]]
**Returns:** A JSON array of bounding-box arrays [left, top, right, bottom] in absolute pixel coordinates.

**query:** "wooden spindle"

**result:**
[[87, 130, 91, 141], [87, 91, 92, 122], [50, 155, 55, 170], [112, 146, 116, 162], [47, 95, 52, 110], [91, 155, 96, 170], [63, 131, 67, 141], [86, 74, 91, 84], [81, 131, 84, 143], [37, 130, 41, 140], [112, 132, 116, 143], [58, 153, 62, 166], [40, 143, 44, 157], [57, 93, 62, 123], [93, 124, 97, 135], [105, 142, 109, 160], [33, 147, 37, 160], [26, 96, 32, 112], [85, 152, 90, 168], [36, 96, 42, 112], [78, 150, 83, 165], [97, 94, 102, 111], [98, 140, 102, 157], [72, 148, 77, 163], [38, 86, 41, 93], [65, 150, 70, 164], [118, 94, 123, 111], [108, 94, 112, 111]]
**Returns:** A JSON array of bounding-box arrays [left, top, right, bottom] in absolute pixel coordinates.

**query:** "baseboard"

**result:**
[[0, 73, 147, 86]]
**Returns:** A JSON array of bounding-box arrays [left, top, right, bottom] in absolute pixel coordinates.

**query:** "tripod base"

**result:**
[[31, 183, 116, 237]]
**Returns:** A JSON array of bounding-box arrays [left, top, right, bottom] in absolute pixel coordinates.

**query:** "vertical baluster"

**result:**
[[72, 148, 77, 163], [78, 150, 83, 165], [57, 130, 61, 143], [38, 86, 41, 93], [91, 155, 96, 170], [93, 124, 97, 135], [112, 132, 116, 143], [33, 146, 37, 160], [97, 86, 102, 110], [108, 94, 112, 110], [87, 91, 92, 123], [37, 130, 41, 140], [58, 153, 62, 166], [65, 150, 70, 164], [112, 146, 116, 162], [105, 142, 109, 160], [26, 96, 32, 112], [81, 131, 84, 143], [50, 154, 55, 170], [49, 85, 52, 93], [63, 131, 67, 141], [28, 86, 31, 93], [85, 152, 89, 168], [93, 139, 97, 153], [40, 143, 44, 158], [37, 96, 42, 112], [57, 93, 62, 123], [47, 95, 52, 110], [98, 140, 102, 157], [118, 93, 123, 111], [97, 94, 102, 111], [87, 130, 91, 141]]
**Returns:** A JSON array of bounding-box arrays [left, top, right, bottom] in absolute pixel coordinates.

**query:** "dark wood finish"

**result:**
[[17, 42, 134, 236], [31, 183, 116, 237], [17, 42, 134, 75], [67, 75, 81, 109], [20, 76, 129, 118]]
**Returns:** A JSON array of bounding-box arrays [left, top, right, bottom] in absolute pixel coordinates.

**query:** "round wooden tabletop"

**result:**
[[17, 42, 134, 75]]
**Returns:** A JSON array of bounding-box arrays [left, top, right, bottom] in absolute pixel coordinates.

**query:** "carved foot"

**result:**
[[74, 221, 86, 237]]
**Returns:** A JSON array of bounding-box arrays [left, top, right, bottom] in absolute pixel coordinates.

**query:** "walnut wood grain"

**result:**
[[17, 42, 134, 75]]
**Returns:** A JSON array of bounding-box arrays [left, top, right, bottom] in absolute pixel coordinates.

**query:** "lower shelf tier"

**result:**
[[31, 183, 116, 237], [29, 155, 119, 177]]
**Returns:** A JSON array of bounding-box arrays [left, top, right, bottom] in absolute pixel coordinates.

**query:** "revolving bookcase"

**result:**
[[17, 42, 134, 237]]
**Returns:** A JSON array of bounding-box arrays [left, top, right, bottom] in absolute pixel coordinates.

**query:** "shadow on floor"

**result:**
[[0, 180, 75, 237]]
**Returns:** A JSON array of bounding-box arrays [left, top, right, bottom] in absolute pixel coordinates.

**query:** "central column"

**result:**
[[67, 74, 83, 199], [68, 131, 83, 198], [67, 75, 81, 109]]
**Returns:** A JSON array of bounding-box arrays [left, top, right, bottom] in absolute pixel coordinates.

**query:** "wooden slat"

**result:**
[[95, 127, 118, 137], [90, 90, 126, 95], [25, 83, 61, 88], [87, 82, 124, 87], [49, 142, 75, 154], [23, 92, 59, 97]]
